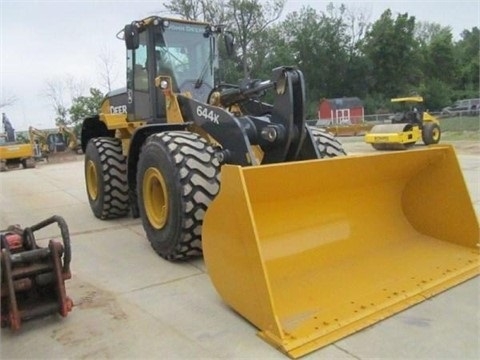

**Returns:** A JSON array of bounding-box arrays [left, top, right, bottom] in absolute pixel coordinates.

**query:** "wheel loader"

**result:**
[[364, 96, 441, 150], [81, 17, 479, 358]]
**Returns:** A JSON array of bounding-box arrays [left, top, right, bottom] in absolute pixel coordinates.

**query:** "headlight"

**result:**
[[160, 79, 169, 89]]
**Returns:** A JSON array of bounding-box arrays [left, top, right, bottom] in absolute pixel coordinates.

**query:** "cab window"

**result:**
[[133, 32, 149, 92]]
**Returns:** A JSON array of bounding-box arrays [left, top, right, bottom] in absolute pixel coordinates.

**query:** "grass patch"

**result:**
[[438, 116, 480, 141], [438, 116, 480, 131], [441, 131, 480, 141]]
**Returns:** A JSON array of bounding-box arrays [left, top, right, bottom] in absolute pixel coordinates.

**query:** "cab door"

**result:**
[[126, 30, 153, 121]]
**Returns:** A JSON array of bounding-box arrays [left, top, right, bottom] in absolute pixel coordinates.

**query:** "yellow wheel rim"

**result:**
[[86, 160, 98, 201], [432, 127, 440, 142], [143, 167, 169, 229]]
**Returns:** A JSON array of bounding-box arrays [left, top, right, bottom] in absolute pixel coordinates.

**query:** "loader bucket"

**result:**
[[202, 144, 479, 358]]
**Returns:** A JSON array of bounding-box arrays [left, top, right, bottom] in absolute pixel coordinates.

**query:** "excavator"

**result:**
[[28, 125, 81, 161], [0, 113, 35, 171], [28, 126, 50, 159], [58, 125, 81, 152], [80, 17, 479, 358]]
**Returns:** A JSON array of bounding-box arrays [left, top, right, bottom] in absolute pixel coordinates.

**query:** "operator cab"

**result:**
[[123, 17, 230, 123], [390, 96, 424, 125]]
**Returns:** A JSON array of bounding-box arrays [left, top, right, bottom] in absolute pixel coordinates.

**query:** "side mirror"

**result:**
[[224, 31, 235, 57], [124, 24, 139, 50]]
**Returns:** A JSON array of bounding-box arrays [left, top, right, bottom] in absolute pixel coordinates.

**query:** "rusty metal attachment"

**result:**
[[1, 215, 73, 331]]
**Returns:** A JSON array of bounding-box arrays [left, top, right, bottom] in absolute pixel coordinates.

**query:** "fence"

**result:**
[[308, 111, 479, 136]]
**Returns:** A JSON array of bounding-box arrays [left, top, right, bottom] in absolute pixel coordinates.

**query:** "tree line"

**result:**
[[47, 0, 480, 127], [175, 0, 478, 117]]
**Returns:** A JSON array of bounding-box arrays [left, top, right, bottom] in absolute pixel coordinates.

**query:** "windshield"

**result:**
[[154, 21, 215, 93]]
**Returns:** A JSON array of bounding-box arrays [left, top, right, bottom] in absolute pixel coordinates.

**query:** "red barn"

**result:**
[[317, 97, 364, 125]]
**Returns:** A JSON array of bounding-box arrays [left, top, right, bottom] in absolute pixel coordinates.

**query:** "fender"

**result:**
[[80, 116, 115, 153]]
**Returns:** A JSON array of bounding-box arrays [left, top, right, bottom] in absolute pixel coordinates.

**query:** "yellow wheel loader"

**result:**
[[81, 17, 479, 358], [364, 96, 441, 150]]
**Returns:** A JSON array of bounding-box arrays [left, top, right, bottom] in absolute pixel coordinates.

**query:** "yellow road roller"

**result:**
[[365, 96, 441, 150]]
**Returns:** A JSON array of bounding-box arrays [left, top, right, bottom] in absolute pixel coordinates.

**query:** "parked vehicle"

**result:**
[[441, 98, 480, 116]]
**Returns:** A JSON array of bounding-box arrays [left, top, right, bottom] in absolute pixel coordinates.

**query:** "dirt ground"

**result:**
[[1, 134, 478, 360], [448, 140, 480, 155], [33, 136, 478, 168]]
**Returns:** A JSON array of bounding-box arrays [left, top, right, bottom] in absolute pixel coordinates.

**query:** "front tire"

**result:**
[[84, 138, 129, 219], [137, 131, 220, 260], [309, 127, 347, 157], [422, 123, 441, 145]]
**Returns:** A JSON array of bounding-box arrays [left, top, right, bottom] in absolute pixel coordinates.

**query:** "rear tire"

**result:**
[[422, 122, 441, 145], [137, 131, 220, 260], [84, 138, 129, 219], [309, 127, 347, 157]]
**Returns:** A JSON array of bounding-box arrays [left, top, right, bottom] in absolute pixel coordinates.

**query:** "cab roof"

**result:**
[[391, 96, 424, 103]]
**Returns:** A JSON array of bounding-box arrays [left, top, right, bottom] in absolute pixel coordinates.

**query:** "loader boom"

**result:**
[[174, 67, 320, 165]]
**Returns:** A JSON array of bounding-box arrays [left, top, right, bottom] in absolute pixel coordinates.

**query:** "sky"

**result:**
[[1, 0, 479, 131]]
